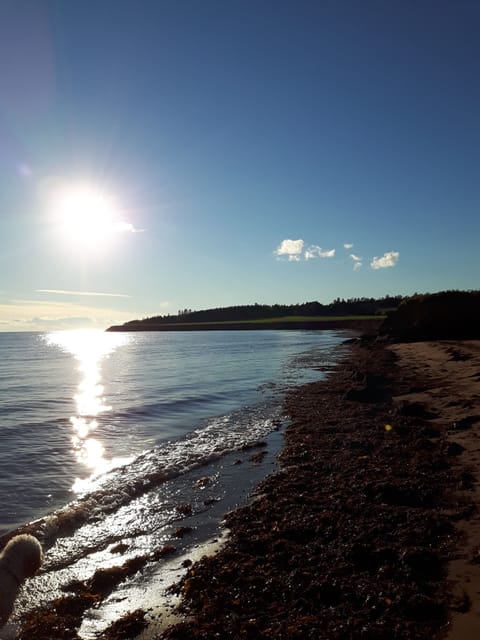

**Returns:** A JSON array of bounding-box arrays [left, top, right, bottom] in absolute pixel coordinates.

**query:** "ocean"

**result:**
[[0, 328, 347, 636]]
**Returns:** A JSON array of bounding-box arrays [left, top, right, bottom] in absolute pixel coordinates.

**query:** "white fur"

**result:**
[[0, 535, 43, 627]]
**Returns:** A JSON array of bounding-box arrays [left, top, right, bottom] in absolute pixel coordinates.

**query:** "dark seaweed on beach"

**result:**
[[158, 340, 460, 639]]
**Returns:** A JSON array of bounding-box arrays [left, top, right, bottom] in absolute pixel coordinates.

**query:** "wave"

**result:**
[[2, 398, 284, 547]]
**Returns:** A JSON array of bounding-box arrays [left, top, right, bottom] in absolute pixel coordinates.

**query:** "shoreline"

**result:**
[[11, 335, 480, 638], [158, 337, 480, 639], [106, 318, 384, 333]]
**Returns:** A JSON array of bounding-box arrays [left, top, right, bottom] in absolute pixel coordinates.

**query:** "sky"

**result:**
[[0, 0, 479, 331]]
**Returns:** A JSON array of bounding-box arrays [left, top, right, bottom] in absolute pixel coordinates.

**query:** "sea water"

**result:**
[[0, 329, 347, 634]]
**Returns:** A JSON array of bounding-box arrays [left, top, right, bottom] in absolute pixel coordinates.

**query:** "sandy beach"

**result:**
[[13, 334, 480, 639]]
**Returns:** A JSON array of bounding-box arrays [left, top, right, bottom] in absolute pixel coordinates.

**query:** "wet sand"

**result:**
[[158, 338, 480, 639]]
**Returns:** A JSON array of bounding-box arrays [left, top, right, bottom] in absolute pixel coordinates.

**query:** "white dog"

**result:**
[[0, 535, 43, 627]]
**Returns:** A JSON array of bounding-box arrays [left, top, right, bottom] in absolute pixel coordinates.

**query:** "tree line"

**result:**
[[135, 295, 403, 326]]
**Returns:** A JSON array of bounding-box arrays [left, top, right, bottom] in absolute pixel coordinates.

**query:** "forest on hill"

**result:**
[[110, 295, 403, 331]]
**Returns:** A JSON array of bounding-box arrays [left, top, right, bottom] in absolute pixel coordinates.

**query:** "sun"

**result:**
[[50, 183, 120, 254]]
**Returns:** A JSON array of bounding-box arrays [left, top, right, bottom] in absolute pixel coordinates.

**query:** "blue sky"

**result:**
[[0, 0, 479, 330]]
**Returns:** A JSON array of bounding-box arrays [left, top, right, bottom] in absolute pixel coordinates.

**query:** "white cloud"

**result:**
[[343, 243, 354, 250], [305, 245, 336, 260], [275, 239, 335, 262], [349, 253, 362, 262], [353, 261, 362, 271], [370, 251, 400, 269], [114, 221, 145, 233], [275, 239, 304, 260]]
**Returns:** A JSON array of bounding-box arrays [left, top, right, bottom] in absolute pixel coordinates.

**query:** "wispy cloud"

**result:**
[[343, 243, 354, 250], [371, 251, 400, 269], [114, 221, 145, 233], [305, 245, 335, 260], [0, 299, 138, 332], [36, 289, 131, 298], [347, 253, 363, 271]]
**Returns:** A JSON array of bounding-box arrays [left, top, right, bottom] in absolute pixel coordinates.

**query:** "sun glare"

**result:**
[[50, 183, 120, 254], [45, 330, 134, 494]]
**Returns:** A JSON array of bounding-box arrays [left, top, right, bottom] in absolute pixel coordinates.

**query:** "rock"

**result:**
[[399, 401, 437, 419], [401, 548, 444, 580], [344, 385, 390, 403], [453, 415, 480, 431], [403, 594, 447, 621], [446, 442, 466, 457]]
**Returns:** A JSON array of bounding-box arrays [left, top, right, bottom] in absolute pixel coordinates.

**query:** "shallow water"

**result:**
[[0, 328, 347, 634]]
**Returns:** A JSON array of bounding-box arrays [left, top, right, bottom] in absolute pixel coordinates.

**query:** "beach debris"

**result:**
[[99, 609, 148, 639], [399, 401, 437, 419], [446, 442, 466, 457], [64, 557, 146, 597], [176, 504, 193, 516], [457, 470, 475, 491], [401, 548, 445, 581], [449, 587, 471, 613], [109, 542, 130, 554], [17, 593, 98, 639], [63, 545, 176, 599], [447, 348, 471, 362], [194, 476, 211, 489], [151, 545, 176, 561], [452, 414, 480, 431], [344, 385, 390, 403], [249, 450, 267, 463]]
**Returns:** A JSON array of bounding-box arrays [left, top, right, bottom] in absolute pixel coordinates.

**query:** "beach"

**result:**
[[13, 333, 480, 639], [158, 337, 480, 639]]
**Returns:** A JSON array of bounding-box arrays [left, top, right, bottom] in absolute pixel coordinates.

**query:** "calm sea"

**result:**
[[0, 329, 347, 635]]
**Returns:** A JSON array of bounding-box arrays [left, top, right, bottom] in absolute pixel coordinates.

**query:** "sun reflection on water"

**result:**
[[45, 329, 134, 493]]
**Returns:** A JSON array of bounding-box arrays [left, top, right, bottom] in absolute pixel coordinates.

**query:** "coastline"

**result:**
[[158, 337, 480, 639], [106, 318, 384, 333], [12, 334, 480, 638]]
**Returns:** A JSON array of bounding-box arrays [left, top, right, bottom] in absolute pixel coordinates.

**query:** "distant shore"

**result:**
[[107, 316, 384, 333]]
